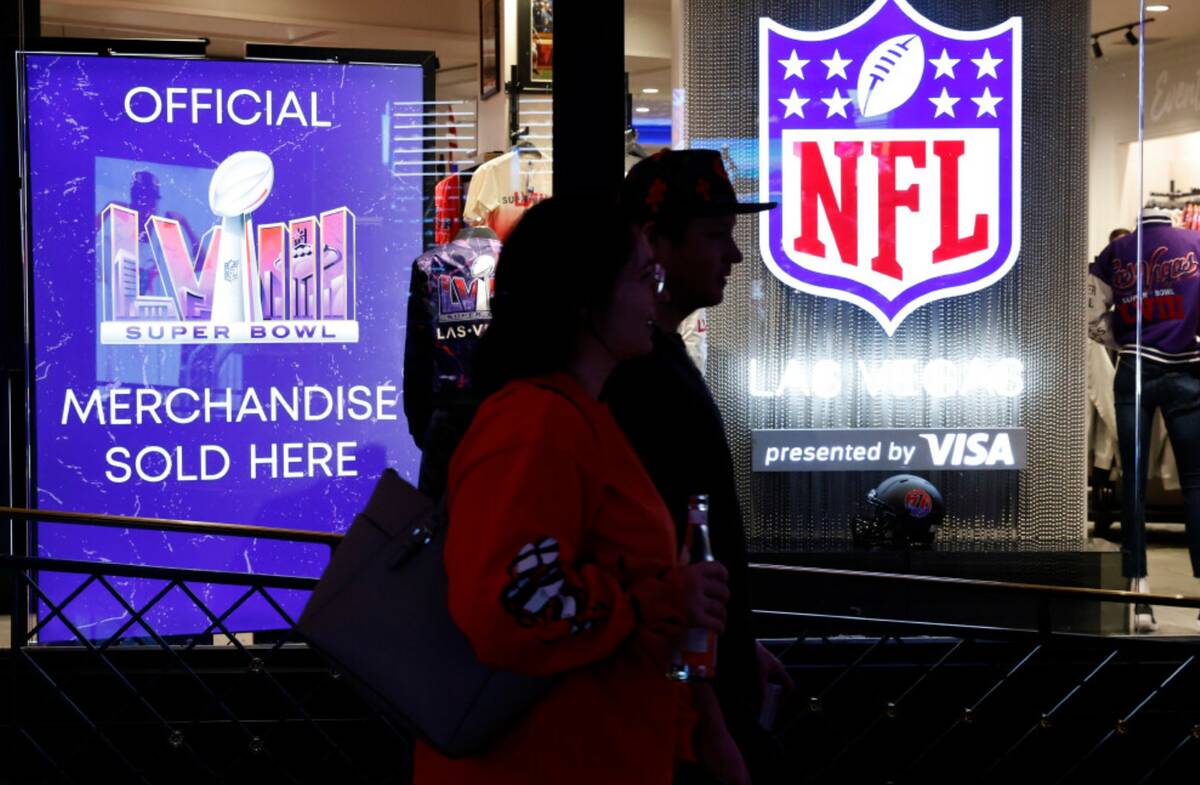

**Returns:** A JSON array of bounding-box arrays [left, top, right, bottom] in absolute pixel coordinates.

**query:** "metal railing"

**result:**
[[749, 562, 1200, 785], [4, 507, 1200, 784], [2, 506, 410, 785]]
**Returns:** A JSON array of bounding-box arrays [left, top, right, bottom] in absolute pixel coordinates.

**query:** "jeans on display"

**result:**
[[1113, 358, 1200, 578]]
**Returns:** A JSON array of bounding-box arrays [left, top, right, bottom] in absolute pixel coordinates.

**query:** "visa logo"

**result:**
[[919, 432, 1015, 467]]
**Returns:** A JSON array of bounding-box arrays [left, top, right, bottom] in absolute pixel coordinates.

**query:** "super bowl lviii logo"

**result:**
[[759, 0, 1020, 334], [99, 151, 358, 344]]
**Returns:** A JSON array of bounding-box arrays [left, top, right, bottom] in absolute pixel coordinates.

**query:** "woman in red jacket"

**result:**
[[413, 196, 731, 785]]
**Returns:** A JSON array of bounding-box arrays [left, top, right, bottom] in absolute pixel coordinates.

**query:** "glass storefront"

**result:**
[[7, 0, 1200, 639], [643, 0, 1198, 636]]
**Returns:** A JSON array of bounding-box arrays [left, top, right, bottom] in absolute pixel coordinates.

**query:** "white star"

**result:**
[[929, 87, 960, 118], [821, 49, 853, 80], [778, 50, 810, 80], [971, 86, 1003, 117], [821, 87, 852, 118], [971, 48, 1003, 79], [779, 89, 809, 119], [929, 48, 960, 79]]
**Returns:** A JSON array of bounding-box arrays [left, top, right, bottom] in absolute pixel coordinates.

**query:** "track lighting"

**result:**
[[1090, 18, 1157, 58]]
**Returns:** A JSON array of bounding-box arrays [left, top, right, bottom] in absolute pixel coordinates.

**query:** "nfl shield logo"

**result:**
[[759, 0, 1021, 334]]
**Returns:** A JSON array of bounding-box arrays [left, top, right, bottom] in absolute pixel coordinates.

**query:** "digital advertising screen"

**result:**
[[23, 53, 426, 639]]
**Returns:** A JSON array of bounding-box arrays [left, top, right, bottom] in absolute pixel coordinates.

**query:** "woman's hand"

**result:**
[[755, 640, 795, 702], [680, 561, 729, 632], [628, 561, 727, 666]]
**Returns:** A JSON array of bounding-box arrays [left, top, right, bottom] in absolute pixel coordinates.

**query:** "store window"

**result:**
[[13, 0, 1198, 641], [619, 0, 1200, 636], [16, 0, 556, 639], [1091, 1, 1200, 635]]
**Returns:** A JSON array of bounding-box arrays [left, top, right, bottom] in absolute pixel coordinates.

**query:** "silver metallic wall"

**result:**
[[683, 0, 1090, 552]]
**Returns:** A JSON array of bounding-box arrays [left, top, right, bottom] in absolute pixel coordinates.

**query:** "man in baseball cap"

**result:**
[[605, 150, 791, 785], [622, 149, 774, 323]]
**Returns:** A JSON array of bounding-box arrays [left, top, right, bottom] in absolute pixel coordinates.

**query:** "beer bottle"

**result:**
[[668, 494, 718, 681]]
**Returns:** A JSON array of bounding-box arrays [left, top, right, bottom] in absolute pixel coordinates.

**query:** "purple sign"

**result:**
[[25, 54, 425, 639], [758, 0, 1021, 334]]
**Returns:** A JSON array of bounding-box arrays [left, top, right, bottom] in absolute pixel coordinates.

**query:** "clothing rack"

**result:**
[[1148, 179, 1200, 202], [1142, 182, 1200, 230]]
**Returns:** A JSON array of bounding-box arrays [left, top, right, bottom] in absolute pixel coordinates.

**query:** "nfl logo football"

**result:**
[[208, 150, 274, 217], [856, 34, 926, 118]]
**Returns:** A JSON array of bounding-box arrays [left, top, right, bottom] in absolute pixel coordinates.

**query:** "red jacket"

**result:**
[[415, 372, 694, 785]]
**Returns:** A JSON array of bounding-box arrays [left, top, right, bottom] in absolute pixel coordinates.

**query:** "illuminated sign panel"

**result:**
[[759, 0, 1021, 334], [752, 428, 1027, 472], [25, 53, 424, 639]]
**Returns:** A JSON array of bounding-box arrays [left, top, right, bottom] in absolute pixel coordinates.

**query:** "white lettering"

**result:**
[[755, 358, 1024, 399], [312, 92, 331, 127], [305, 387, 334, 420], [228, 88, 262, 125], [921, 433, 956, 466], [248, 441, 358, 478], [987, 433, 1015, 465], [235, 387, 268, 423], [921, 359, 960, 397], [811, 359, 842, 398], [105, 446, 132, 483], [249, 443, 276, 479], [124, 86, 162, 123], [165, 388, 200, 424], [165, 87, 188, 123], [201, 445, 231, 480], [135, 388, 164, 424], [963, 432, 990, 466], [191, 87, 213, 124], [136, 445, 173, 483], [109, 388, 132, 425], [62, 388, 105, 425], [275, 91, 307, 126]]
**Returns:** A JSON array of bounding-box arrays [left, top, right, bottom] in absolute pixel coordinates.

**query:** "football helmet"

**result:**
[[852, 474, 944, 549]]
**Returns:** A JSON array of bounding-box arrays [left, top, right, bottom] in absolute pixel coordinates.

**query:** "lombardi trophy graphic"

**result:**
[[472, 253, 496, 314], [208, 151, 274, 323]]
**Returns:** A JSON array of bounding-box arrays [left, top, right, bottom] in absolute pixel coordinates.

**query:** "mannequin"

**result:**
[[404, 226, 502, 498], [1087, 208, 1200, 633]]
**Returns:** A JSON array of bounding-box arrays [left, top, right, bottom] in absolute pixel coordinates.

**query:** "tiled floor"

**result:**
[[1091, 522, 1200, 636]]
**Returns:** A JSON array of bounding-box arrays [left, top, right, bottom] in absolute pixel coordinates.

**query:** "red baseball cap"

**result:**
[[623, 149, 776, 225]]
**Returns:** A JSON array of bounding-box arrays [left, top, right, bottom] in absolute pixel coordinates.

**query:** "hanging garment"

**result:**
[[433, 172, 465, 246], [462, 150, 552, 241], [403, 234, 502, 447]]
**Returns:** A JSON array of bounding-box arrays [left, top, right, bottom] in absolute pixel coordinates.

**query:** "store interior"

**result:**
[[1088, 1, 1200, 633]]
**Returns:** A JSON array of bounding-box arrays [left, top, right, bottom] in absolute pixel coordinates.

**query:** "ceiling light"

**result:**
[[635, 107, 650, 113], [641, 87, 660, 94], [1147, 5, 1170, 12], [1092, 37, 1103, 58], [1125, 27, 1139, 46]]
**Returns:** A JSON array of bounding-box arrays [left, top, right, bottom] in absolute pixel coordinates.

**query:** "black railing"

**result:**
[[750, 563, 1200, 785], [2, 506, 410, 785], [4, 507, 1200, 784]]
